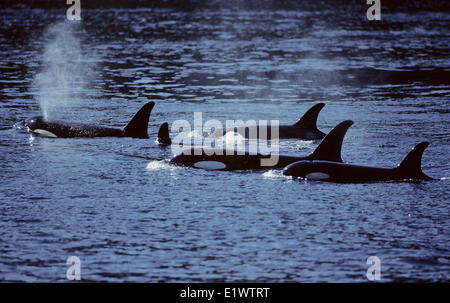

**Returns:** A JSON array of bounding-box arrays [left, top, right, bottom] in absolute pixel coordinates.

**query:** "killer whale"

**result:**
[[169, 120, 353, 171], [282, 142, 433, 183], [25, 102, 154, 138], [211, 103, 326, 140]]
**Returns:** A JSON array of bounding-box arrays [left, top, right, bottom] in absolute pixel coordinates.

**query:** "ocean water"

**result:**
[[0, 2, 449, 282]]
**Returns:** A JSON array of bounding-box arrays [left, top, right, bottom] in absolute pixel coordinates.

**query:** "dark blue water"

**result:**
[[1, 2, 449, 282]]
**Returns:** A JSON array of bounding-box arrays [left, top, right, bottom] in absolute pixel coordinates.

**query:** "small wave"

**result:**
[[185, 130, 203, 138], [293, 140, 315, 150], [13, 122, 26, 130], [262, 169, 284, 179], [223, 131, 245, 143], [145, 160, 172, 171], [440, 177, 450, 181]]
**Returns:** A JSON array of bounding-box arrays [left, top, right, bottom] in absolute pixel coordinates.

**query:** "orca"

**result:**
[[156, 122, 172, 146], [25, 102, 154, 138], [211, 103, 326, 140], [169, 120, 353, 171], [282, 142, 433, 183]]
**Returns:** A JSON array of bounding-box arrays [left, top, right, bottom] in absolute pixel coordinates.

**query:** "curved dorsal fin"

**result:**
[[308, 120, 353, 162], [123, 102, 155, 138], [157, 122, 171, 146], [293, 103, 325, 130], [395, 142, 432, 180]]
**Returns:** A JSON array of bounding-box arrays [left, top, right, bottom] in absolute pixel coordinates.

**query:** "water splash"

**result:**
[[262, 169, 284, 179], [223, 131, 248, 151], [33, 21, 96, 120], [146, 160, 173, 171]]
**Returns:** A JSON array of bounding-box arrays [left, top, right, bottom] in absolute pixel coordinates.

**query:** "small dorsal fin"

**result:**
[[308, 120, 353, 162], [157, 122, 171, 146], [396, 142, 432, 180], [123, 102, 155, 138], [293, 103, 325, 130]]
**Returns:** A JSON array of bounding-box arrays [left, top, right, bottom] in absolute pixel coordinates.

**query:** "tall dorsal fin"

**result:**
[[294, 103, 325, 130], [157, 122, 171, 146], [308, 120, 353, 162], [395, 141, 432, 180], [123, 102, 155, 138]]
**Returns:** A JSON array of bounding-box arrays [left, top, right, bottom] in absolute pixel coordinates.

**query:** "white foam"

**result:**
[[224, 131, 245, 142], [262, 170, 284, 179], [186, 130, 203, 139], [145, 160, 172, 171], [223, 131, 248, 151]]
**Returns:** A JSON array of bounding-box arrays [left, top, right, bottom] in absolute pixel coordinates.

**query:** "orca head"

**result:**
[[25, 116, 59, 138], [25, 116, 45, 131], [283, 160, 317, 178], [170, 152, 196, 167], [25, 116, 59, 137]]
